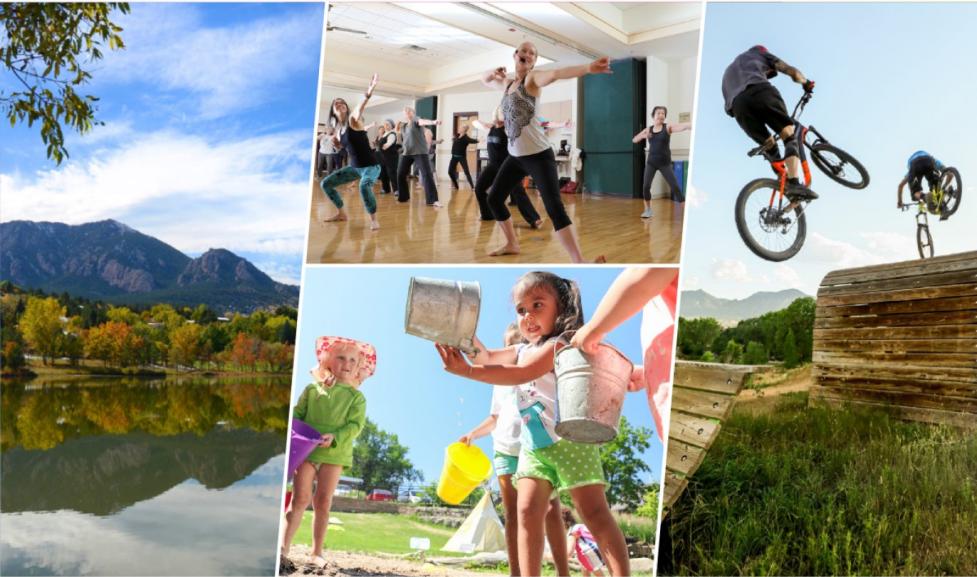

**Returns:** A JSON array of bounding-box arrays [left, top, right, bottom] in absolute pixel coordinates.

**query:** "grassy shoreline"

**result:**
[[2, 358, 290, 383]]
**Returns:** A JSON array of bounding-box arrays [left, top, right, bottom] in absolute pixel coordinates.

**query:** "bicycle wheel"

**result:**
[[941, 167, 962, 218], [809, 142, 870, 189], [917, 224, 934, 258], [735, 178, 808, 262]]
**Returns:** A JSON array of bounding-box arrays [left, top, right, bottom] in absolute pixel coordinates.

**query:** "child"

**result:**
[[459, 323, 569, 576], [280, 336, 375, 570], [569, 268, 679, 442], [436, 271, 630, 576], [564, 509, 607, 577]]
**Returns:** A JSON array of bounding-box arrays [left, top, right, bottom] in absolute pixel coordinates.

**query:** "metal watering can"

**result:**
[[404, 277, 481, 356]]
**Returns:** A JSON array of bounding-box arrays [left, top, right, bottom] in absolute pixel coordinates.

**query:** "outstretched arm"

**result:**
[[436, 341, 557, 386], [417, 118, 442, 127], [471, 119, 493, 132], [632, 127, 649, 143], [350, 73, 379, 124], [773, 59, 807, 85], [668, 122, 692, 134], [466, 335, 519, 365], [529, 57, 612, 90], [570, 268, 679, 354], [482, 66, 508, 90]]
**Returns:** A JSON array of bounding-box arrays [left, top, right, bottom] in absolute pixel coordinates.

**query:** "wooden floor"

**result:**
[[306, 177, 684, 264]]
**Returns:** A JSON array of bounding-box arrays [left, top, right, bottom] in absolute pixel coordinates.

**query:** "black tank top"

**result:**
[[486, 126, 509, 164], [647, 124, 671, 166], [340, 126, 378, 168]]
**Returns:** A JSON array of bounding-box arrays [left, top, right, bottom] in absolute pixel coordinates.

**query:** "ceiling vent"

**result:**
[[401, 44, 428, 53]]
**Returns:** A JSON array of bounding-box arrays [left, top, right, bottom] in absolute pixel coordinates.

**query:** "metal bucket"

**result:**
[[554, 335, 633, 444], [405, 277, 481, 355]]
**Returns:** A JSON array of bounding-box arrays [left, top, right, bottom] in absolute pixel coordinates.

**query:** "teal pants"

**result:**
[[320, 165, 380, 214]]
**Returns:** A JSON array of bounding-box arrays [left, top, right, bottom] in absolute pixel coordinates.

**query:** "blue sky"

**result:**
[[684, 3, 977, 299], [0, 3, 324, 285], [291, 266, 667, 489]]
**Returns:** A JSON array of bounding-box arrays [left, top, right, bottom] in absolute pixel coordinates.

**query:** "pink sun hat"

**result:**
[[310, 336, 377, 386]]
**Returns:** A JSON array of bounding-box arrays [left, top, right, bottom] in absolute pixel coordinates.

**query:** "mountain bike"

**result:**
[[734, 90, 870, 262], [900, 166, 962, 258]]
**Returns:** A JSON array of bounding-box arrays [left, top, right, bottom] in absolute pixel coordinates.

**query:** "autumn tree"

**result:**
[[169, 323, 203, 369], [20, 296, 65, 364], [1, 3, 129, 163]]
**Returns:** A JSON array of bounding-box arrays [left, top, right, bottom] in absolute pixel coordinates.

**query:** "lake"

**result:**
[[0, 376, 290, 576]]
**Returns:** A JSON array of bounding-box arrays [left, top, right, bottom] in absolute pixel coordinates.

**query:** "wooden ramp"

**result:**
[[662, 361, 754, 511], [811, 251, 977, 428]]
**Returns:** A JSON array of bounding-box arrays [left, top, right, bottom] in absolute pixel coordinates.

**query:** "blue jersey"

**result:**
[[907, 150, 944, 175]]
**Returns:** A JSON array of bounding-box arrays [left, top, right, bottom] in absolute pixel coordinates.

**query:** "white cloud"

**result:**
[[859, 231, 915, 260], [95, 5, 322, 118], [686, 184, 708, 209], [249, 258, 302, 286], [1, 128, 311, 259], [773, 263, 803, 289], [681, 274, 701, 291], [711, 258, 754, 283], [806, 231, 891, 269]]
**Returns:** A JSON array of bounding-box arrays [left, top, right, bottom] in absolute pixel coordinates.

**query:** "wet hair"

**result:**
[[561, 508, 576, 529], [329, 98, 349, 128], [503, 322, 524, 347], [652, 106, 668, 118], [511, 271, 584, 340]]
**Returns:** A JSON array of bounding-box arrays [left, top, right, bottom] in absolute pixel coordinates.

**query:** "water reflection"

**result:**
[[0, 378, 289, 576]]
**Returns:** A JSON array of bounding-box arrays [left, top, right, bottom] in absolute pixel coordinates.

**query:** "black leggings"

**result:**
[[397, 154, 439, 204], [488, 148, 570, 230], [376, 150, 392, 193], [475, 160, 541, 225], [448, 155, 475, 189], [642, 161, 684, 202]]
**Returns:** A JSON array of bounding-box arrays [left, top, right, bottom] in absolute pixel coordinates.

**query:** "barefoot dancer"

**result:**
[[472, 110, 543, 228], [397, 107, 442, 207], [320, 74, 382, 230], [632, 106, 691, 218], [482, 42, 609, 263]]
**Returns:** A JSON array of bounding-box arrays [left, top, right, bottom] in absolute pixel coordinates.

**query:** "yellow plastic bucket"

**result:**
[[436, 443, 491, 505]]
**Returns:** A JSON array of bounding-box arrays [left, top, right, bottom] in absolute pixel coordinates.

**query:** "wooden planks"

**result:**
[[812, 251, 977, 425], [662, 361, 753, 512]]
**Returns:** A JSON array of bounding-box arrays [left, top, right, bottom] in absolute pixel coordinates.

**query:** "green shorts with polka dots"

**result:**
[[513, 439, 606, 491], [494, 451, 519, 477]]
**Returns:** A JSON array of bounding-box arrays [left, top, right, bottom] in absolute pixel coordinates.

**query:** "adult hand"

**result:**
[[319, 434, 335, 448], [435, 119, 442, 126], [897, 200, 904, 210], [569, 324, 603, 355], [436, 343, 471, 376], [589, 57, 613, 75], [367, 73, 379, 97], [493, 66, 507, 81], [803, 79, 815, 93]]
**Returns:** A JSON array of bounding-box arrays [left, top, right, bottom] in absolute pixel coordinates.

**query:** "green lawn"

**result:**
[[664, 392, 977, 576]]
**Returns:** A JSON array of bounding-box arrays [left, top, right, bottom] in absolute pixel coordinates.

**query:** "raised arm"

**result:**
[[529, 57, 612, 90], [632, 127, 650, 143], [668, 122, 692, 134], [350, 73, 379, 124], [482, 66, 508, 91]]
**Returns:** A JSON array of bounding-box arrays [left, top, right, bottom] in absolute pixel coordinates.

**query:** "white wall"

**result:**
[[644, 54, 697, 198]]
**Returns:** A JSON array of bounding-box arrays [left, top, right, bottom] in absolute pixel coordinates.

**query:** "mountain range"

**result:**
[[680, 288, 811, 324], [0, 220, 298, 312]]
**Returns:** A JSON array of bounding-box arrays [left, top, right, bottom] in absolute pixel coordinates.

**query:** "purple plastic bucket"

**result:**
[[288, 418, 322, 480]]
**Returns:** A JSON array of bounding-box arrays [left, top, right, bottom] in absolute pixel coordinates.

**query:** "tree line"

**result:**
[[1, 282, 297, 374], [676, 297, 815, 368]]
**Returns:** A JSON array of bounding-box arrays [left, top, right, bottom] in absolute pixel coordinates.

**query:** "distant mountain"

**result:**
[[681, 288, 811, 324], [0, 220, 298, 312]]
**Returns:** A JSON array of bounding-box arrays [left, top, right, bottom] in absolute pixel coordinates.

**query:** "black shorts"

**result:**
[[731, 83, 793, 146], [908, 156, 939, 194]]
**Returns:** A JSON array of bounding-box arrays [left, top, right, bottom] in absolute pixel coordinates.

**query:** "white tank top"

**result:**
[[514, 341, 560, 449], [502, 79, 551, 158]]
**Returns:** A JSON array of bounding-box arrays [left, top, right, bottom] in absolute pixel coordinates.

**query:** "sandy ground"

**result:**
[[281, 547, 656, 576], [281, 547, 498, 577]]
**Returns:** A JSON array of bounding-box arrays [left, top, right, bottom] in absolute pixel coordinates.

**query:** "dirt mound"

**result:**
[[282, 547, 493, 577]]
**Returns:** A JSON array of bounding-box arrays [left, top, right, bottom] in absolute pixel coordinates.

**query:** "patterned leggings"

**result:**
[[320, 165, 381, 214]]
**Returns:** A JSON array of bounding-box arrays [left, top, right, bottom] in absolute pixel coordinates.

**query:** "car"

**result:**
[[333, 485, 353, 497], [366, 489, 394, 502]]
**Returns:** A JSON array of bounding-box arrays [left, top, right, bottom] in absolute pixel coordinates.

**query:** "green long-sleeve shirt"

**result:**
[[293, 382, 366, 467]]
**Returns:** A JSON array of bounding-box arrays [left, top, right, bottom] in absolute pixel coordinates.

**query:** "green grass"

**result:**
[[665, 392, 977, 576]]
